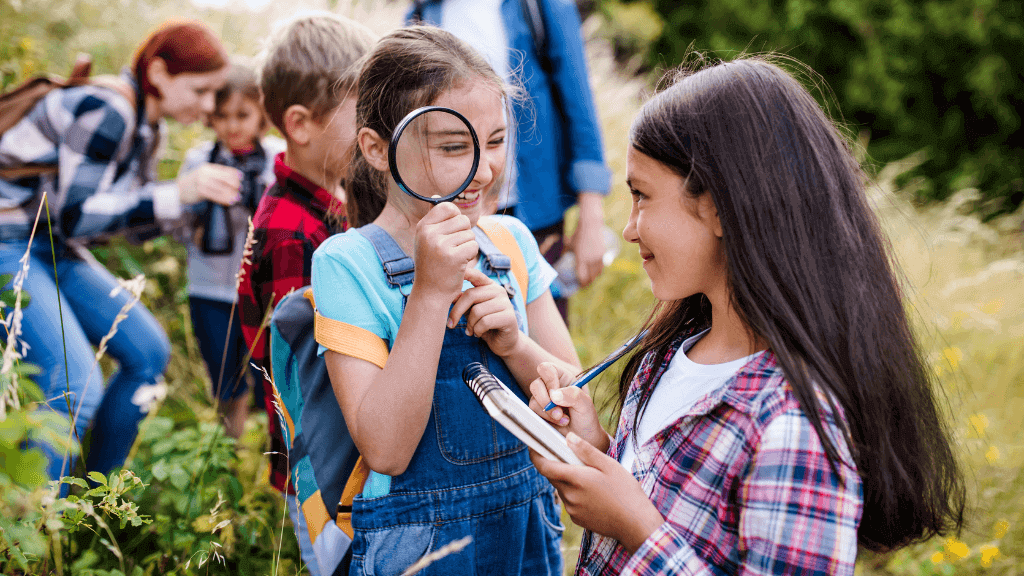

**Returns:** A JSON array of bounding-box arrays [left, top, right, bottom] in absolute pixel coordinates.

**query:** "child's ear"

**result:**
[[283, 104, 314, 146], [696, 193, 723, 239], [358, 127, 388, 172]]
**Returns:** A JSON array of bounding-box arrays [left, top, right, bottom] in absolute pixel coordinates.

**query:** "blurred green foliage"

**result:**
[[591, 0, 1024, 216]]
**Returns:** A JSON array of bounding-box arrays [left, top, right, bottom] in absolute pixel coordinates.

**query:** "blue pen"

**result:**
[[543, 329, 648, 411]]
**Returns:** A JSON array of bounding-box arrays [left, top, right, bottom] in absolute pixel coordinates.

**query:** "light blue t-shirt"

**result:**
[[312, 214, 556, 356]]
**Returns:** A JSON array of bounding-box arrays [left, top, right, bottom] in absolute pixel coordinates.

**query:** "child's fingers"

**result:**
[[465, 303, 514, 337], [463, 267, 494, 287], [422, 203, 470, 229], [566, 432, 612, 471], [448, 284, 494, 326], [528, 448, 580, 486]]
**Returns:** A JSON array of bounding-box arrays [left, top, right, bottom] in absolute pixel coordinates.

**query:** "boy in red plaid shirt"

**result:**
[[236, 13, 375, 575]]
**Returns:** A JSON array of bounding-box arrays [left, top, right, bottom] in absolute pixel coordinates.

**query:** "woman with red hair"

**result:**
[[0, 20, 233, 485]]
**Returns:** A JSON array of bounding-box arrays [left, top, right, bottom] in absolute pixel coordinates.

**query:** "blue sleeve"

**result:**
[[311, 232, 395, 356], [493, 215, 557, 304], [539, 0, 611, 195]]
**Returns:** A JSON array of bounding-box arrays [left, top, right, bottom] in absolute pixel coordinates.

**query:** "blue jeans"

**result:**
[[0, 239, 170, 481], [188, 295, 261, 404]]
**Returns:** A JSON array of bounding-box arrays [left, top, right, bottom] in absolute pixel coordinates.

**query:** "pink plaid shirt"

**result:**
[[577, 331, 863, 576]]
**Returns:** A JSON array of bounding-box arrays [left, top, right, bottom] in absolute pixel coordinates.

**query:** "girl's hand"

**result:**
[[412, 203, 478, 301], [178, 163, 241, 205], [450, 267, 520, 356], [530, 433, 665, 554], [528, 362, 609, 452]]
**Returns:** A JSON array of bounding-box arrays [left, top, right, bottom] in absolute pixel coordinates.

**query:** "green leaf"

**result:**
[[168, 465, 189, 491], [71, 549, 100, 571], [87, 470, 107, 485], [62, 476, 89, 489]]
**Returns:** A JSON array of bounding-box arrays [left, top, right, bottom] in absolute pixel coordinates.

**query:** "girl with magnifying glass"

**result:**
[[310, 26, 580, 576]]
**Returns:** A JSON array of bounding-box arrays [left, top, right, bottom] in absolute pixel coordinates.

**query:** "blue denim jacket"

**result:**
[[408, 0, 611, 231]]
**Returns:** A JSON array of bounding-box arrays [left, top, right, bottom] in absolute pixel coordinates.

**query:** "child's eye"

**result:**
[[439, 143, 470, 154], [488, 137, 505, 147]]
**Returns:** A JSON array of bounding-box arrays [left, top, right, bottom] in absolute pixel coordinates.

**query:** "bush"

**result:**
[[592, 0, 1024, 216]]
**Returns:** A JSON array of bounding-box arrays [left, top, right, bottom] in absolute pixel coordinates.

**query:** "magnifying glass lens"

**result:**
[[393, 108, 478, 203]]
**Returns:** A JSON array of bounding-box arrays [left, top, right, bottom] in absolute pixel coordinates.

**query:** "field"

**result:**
[[1, 1, 1022, 574]]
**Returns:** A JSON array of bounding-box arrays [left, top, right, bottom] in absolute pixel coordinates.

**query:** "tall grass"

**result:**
[[3, 1, 1021, 573]]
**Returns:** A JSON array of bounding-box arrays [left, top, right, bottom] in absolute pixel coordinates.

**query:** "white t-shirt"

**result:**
[[441, 0, 509, 80], [618, 330, 761, 473]]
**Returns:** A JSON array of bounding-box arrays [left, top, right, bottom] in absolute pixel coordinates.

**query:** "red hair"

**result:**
[[133, 19, 228, 97]]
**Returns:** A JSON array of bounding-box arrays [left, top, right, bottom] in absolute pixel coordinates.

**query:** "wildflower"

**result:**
[[942, 346, 963, 370], [944, 538, 970, 560], [131, 380, 168, 413], [994, 519, 1010, 539], [980, 299, 1003, 315], [969, 413, 989, 436], [931, 551, 944, 564], [985, 445, 1000, 463], [980, 544, 998, 567]]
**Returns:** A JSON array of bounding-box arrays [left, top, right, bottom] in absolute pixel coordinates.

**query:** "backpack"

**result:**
[[268, 217, 530, 575], [0, 54, 135, 180]]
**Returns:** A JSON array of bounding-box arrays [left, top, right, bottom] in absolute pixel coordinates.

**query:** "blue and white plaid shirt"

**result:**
[[0, 71, 179, 243]]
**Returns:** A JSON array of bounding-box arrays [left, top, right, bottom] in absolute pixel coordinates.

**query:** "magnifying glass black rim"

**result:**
[[388, 105, 481, 205]]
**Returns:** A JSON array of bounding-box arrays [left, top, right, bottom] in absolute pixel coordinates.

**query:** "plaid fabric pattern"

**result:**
[[237, 152, 345, 493], [1, 71, 168, 242], [577, 331, 863, 576]]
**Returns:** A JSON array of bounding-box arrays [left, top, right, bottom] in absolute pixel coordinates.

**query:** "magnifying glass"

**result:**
[[388, 106, 481, 205]]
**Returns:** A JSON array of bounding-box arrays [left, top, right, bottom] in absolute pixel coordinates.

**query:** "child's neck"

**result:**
[[229, 143, 256, 155], [687, 289, 767, 365], [374, 203, 419, 255], [284, 147, 344, 202]]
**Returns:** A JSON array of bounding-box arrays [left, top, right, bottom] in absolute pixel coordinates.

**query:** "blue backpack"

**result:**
[[269, 288, 366, 576]]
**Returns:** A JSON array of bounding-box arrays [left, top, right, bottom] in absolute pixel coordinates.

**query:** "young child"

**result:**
[[177, 63, 284, 439], [235, 12, 376, 576], [311, 26, 581, 576], [529, 57, 966, 575]]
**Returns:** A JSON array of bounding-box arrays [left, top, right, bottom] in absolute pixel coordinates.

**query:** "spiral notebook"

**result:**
[[462, 363, 583, 466]]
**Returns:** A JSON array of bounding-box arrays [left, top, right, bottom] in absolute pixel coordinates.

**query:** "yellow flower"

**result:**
[[980, 545, 999, 567], [980, 299, 1003, 315], [994, 519, 1009, 539], [944, 538, 970, 560], [985, 445, 1000, 463], [969, 413, 989, 436], [942, 347, 963, 370], [931, 551, 944, 564]]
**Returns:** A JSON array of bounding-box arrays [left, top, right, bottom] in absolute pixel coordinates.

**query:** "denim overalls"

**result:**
[[348, 224, 564, 576]]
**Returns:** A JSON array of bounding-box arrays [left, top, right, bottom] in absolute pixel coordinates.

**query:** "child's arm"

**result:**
[[324, 203, 478, 476], [448, 270, 580, 392]]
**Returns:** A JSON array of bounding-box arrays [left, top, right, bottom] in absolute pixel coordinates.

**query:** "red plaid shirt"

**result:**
[[577, 331, 863, 576], [238, 153, 346, 493]]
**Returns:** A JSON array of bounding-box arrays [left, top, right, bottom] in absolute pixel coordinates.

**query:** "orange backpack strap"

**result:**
[[335, 456, 371, 538], [477, 216, 529, 300], [306, 289, 389, 370]]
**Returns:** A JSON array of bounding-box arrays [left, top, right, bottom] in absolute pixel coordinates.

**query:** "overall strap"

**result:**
[[356, 223, 416, 289], [472, 227, 513, 291]]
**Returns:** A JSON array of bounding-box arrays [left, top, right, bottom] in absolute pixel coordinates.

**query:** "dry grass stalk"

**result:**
[[1, 194, 49, 420], [400, 536, 473, 576]]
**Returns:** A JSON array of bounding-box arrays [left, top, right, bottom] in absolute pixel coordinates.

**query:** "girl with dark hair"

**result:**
[[0, 19, 230, 483], [311, 26, 579, 575], [529, 56, 966, 575]]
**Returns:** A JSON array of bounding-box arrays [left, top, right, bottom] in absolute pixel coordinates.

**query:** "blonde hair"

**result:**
[[258, 11, 377, 133]]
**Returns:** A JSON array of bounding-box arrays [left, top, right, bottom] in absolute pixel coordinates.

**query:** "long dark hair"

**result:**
[[346, 25, 517, 227], [621, 56, 965, 552]]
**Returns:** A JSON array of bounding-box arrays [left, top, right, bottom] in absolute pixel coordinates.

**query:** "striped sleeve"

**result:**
[[53, 87, 174, 239]]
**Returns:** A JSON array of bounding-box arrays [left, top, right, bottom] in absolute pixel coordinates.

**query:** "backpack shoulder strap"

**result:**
[[307, 288, 389, 370], [477, 216, 530, 301]]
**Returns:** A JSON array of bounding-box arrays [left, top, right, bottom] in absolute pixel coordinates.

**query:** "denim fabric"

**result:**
[[410, 0, 611, 230], [0, 239, 170, 480], [347, 225, 563, 576], [188, 295, 261, 403]]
